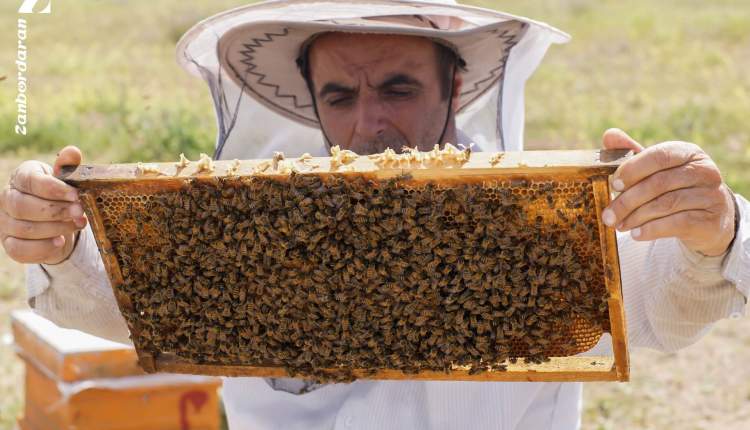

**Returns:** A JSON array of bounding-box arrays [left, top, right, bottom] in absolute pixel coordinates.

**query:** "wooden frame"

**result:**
[[61, 149, 631, 382]]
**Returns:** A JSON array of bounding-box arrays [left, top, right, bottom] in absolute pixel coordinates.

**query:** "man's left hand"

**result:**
[[601, 128, 737, 257]]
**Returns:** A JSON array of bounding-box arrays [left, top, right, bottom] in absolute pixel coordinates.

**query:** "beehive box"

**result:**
[[59, 148, 631, 383], [11, 310, 221, 430]]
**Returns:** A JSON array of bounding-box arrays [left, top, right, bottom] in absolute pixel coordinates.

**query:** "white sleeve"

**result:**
[[613, 193, 749, 353], [25, 224, 132, 345]]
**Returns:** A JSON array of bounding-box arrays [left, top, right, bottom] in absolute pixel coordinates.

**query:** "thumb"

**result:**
[[53, 146, 83, 176], [602, 128, 644, 153]]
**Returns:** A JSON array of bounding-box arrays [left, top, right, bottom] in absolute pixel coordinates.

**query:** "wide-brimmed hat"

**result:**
[[177, 0, 569, 129]]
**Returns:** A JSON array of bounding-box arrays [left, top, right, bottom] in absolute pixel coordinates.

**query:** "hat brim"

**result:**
[[220, 19, 530, 127], [178, 0, 571, 129]]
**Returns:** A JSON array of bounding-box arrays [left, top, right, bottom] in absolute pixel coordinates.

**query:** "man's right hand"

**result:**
[[1, 146, 86, 265]]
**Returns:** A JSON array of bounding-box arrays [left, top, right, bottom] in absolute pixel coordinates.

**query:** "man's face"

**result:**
[[308, 33, 460, 155]]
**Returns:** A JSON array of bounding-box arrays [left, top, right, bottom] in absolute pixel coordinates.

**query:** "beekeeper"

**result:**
[[2, 0, 748, 429]]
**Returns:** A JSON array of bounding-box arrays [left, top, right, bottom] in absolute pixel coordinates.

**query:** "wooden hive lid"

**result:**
[[11, 310, 145, 382]]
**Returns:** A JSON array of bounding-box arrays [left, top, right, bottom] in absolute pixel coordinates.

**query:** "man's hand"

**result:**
[[601, 128, 736, 257], [1, 146, 86, 265]]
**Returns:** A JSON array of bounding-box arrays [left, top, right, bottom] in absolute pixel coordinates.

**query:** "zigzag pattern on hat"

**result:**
[[459, 23, 527, 100], [235, 28, 315, 114], [225, 20, 527, 127]]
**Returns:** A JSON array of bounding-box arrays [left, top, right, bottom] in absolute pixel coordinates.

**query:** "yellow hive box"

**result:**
[[11, 310, 222, 430]]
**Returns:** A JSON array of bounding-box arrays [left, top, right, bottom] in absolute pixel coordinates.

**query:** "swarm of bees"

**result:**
[[100, 171, 610, 382]]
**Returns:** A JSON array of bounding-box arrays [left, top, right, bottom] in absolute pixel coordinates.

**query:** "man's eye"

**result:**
[[385, 89, 413, 98], [327, 96, 353, 107]]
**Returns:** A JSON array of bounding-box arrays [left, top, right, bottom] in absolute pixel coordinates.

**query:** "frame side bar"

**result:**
[[591, 177, 630, 381]]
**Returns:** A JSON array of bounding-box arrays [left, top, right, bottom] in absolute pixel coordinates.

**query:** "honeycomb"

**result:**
[[72, 173, 619, 383]]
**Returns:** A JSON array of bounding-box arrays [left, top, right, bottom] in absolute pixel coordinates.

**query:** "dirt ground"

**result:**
[[582, 318, 750, 430]]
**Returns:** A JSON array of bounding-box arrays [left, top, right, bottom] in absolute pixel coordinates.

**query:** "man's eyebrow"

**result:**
[[318, 83, 355, 98], [378, 74, 422, 89], [317, 74, 421, 98]]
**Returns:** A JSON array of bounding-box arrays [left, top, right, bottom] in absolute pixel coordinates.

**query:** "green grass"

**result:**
[[0, 1, 749, 429], [0, 0, 229, 162]]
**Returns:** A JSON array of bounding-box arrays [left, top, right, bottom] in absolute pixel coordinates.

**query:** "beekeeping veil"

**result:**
[[175, 0, 570, 160]]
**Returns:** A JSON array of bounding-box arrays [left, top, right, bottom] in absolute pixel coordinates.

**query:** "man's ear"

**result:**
[[451, 72, 463, 112]]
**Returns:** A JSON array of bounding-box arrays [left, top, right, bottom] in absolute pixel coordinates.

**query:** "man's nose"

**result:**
[[352, 95, 387, 142]]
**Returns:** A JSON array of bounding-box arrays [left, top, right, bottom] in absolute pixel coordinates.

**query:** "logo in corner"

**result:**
[[18, 0, 51, 14]]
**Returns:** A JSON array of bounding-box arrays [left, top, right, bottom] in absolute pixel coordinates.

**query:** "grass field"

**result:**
[[0, 0, 749, 429]]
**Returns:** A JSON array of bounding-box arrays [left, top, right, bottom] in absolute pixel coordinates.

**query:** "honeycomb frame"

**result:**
[[60, 149, 631, 382]]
